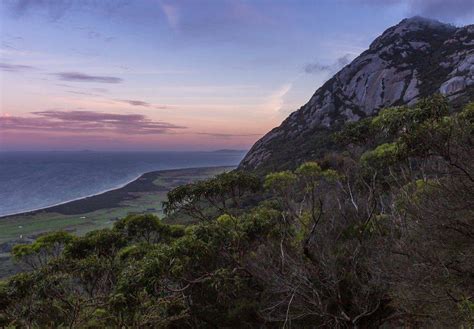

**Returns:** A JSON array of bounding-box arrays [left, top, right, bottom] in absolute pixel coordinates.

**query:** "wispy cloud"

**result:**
[[407, 0, 474, 20], [303, 54, 352, 75], [157, 0, 271, 42], [117, 99, 173, 109], [57, 85, 109, 94], [74, 26, 116, 43], [119, 99, 151, 107], [68, 91, 102, 97], [91, 88, 109, 93], [196, 132, 262, 139], [0, 62, 36, 72], [355, 0, 474, 21], [5, 0, 131, 20], [160, 2, 180, 31], [263, 83, 293, 115], [1, 41, 19, 50], [54, 72, 122, 83], [0, 110, 185, 135]]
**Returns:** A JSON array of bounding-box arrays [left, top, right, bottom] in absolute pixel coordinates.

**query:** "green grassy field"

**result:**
[[0, 166, 233, 277]]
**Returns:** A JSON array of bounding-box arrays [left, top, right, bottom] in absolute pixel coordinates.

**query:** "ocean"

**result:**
[[0, 151, 246, 217]]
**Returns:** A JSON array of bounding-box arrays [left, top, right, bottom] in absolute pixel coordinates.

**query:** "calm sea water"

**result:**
[[0, 151, 246, 217]]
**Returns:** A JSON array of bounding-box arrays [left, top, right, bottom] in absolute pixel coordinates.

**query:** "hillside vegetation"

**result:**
[[1, 95, 473, 328]]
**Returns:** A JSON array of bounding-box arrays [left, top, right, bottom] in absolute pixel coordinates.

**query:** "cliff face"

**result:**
[[240, 17, 474, 171]]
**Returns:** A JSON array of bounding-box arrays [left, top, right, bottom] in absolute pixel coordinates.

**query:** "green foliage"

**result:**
[[372, 94, 448, 136], [361, 142, 406, 169], [12, 231, 74, 269], [333, 117, 374, 145], [459, 298, 474, 327], [12, 231, 74, 258], [338, 95, 451, 154], [296, 161, 339, 183], [164, 171, 261, 221], [114, 213, 184, 243], [65, 229, 126, 260], [263, 170, 296, 193], [295, 161, 322, 177]]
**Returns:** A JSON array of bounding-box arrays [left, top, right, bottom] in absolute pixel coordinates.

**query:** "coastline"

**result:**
[[1, 165, 235, 219], [1, 173, 144, 219], [0, 165, 235, 279], [0, 170, 143, 220]]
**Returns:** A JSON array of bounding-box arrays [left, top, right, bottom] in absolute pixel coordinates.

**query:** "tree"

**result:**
[[163, 171, 260, 221], [12, 231, 74, 270], [114, 214, 184, 244]]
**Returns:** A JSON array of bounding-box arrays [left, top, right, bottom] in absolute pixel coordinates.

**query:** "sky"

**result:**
[[0, 0, 473, 151]]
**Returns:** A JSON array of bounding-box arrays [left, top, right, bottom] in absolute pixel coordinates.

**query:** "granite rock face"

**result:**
[[240, 17, 474, 171]]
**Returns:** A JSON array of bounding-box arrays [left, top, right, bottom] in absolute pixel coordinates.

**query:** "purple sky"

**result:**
[[1, 0, 473, 151]]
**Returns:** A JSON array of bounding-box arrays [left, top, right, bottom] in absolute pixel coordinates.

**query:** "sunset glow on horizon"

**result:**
[[1, 0, 473, 151]]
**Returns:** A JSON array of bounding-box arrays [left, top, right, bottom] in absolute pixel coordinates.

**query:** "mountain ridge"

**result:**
[[239, 17, 474, 171]]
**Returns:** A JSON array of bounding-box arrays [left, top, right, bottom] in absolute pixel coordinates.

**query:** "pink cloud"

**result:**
[[0, 110, 185, 135], [54, 72, 122, 83]]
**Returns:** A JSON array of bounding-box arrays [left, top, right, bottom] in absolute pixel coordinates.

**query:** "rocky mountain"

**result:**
[[240, 17, 474, 171]]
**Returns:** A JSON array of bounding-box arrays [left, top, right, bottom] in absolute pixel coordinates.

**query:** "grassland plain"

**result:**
[[0, 166, 233, 277]]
